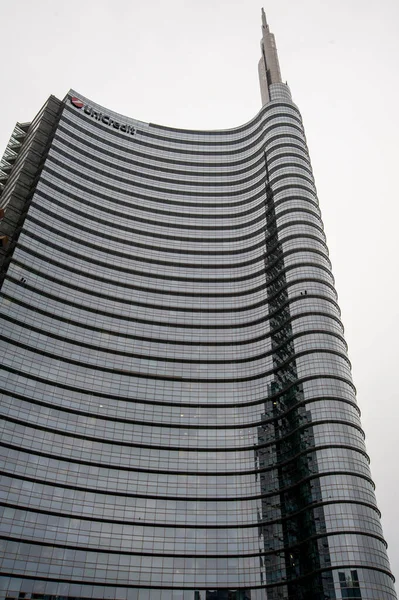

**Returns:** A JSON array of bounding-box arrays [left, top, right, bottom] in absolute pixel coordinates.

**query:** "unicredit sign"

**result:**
[[70, 97, 136, 136]]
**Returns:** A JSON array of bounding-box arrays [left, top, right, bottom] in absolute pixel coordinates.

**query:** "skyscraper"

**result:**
[[0, 8, 396, 600]]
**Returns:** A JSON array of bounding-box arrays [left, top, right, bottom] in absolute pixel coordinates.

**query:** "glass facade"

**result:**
[[0, 23, 396, 600]]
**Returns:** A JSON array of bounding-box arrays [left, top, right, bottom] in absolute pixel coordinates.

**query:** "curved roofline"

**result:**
[[64, 88, 295, 137]]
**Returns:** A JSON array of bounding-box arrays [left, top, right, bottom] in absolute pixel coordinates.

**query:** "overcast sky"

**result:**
[[1, 0, 399, 584]]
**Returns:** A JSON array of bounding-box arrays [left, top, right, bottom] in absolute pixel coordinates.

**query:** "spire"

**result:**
[[261, 7, 267, 29], [258, 8, 282, 105]]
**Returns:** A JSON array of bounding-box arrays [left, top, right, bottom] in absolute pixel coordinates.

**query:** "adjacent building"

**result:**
[[0, 10, 396, 600]]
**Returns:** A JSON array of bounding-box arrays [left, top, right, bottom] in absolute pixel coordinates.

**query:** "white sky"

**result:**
[[1, 0, 399, 584]]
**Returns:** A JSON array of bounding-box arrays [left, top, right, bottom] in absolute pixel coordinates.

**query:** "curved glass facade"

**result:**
[[0, 80, 396, 599]]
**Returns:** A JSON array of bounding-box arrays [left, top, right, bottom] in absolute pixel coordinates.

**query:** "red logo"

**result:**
[[70, 97, 84, 109]]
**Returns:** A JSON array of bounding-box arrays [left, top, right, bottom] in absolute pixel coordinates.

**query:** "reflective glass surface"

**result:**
[[0, 87, 396, 600]]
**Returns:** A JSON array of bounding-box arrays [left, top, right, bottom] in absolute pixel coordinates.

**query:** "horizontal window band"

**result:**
[[1, 419, 367, 484], [0, 527, 387, 561], [0, 383, 361, 432], [0, 470, 375, 502], [54, 131, 312, 185], [46, 155, 268, 200], [41, 165, 323, 234], [0, 565, 394, 592], [271, 204, 322, 231], [271, 178, 317, 201], [1, 294, 347, 356], [4, 257, 340, 321], [46, 151, 313, 219], [0, 409, 364, 454], [0, 496, 380, 532], [41, 158, 318, 215], [19, 227, 332, 283], [26, 215, 331, 274], [0, 467, 373, 508], [266, 140, 309, 156], [63, 108, 273, 159], [147, 101, 302, 137], [269, 164, 315, 186], [37, 179, 270, 233], [4, 272, 342, 333], [40, 165, 321, 232], [0, 312, 350, 368], [55, 125, 267, 175], [9, 253, 333, 312], [0, 428, 369, 486], [45, 155, 316, 203], [263, 564, 396, 591], [36, 180, 323, 242], [42, 167, 269, 226], [51, 140, 313, 195], [58, 116, 307, 171], [0, 436, 370, 480], [55, 118, 310, 177], [2, 280, 338, 331], [25, 213, 270, 269], [0, 330, 352, 385], [64, 103, 303, 152], [51, 142, 269, 189], [1, 564, 395, 600], [0, 356, 360, 420], [2, 289, 343, 347], [27, 197, 310, 259], [1, 361, 358, 411], [31, 197, 327, 261], [267, 150, 312, 170], [13, 235, 336, 299], [274, 218, 325, 239]]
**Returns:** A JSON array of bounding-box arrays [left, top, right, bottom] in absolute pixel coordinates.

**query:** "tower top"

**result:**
[[261, 7, 267, 28], [258, 8, 283, 105]]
